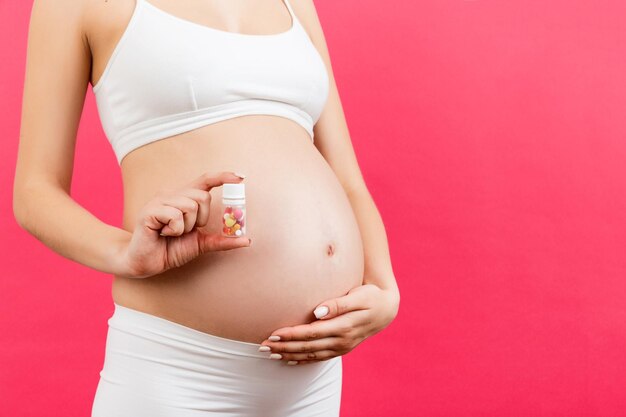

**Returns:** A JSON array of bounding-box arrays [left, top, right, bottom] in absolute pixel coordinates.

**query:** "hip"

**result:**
[[91, 303, 342, 417]]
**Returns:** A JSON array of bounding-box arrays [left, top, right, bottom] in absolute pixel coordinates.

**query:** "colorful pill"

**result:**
[[225, 217, 236, 227], [233, 208, 244, 220], [223, 213, 231, 220], [235, 229, 242, 236]]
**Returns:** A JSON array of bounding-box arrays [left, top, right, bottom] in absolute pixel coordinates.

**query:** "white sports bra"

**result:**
[[93, 0, 330, 164]]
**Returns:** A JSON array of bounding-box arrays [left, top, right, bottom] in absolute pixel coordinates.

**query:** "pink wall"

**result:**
[[3, 0, 626, 416]]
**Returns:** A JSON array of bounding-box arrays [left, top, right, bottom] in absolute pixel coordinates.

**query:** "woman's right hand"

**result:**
[[117, 171, 251, 279]]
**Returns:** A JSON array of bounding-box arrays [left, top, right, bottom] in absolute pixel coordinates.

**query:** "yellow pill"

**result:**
[[232, 224, 241, 231], [225, 217, 236, 227]]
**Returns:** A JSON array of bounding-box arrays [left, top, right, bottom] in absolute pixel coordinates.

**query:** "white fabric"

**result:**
[[91, 303, 342, 417], [93, 0, 330, 164]]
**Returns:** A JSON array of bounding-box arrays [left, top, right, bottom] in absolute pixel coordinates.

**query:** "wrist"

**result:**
[[364, 277, 400, 301], [106, 228, 134, 277]]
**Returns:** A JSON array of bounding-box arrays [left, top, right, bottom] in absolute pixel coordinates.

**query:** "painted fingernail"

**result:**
[[314, 306, 329, 319], [258, 346, 271, 352], [234, 172, 246, 179], [287, 361, 298, 365], [269, 353, 282, 360], [268, 335, 281, 341]]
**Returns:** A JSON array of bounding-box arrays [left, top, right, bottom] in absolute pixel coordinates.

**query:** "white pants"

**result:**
[[91, 303, 342, 417]]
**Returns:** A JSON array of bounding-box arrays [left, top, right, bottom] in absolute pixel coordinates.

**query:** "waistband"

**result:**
[[110, 303, 269, 359]]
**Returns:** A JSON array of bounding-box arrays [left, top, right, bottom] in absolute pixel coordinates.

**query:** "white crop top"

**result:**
[[93, 0, 330, 164]]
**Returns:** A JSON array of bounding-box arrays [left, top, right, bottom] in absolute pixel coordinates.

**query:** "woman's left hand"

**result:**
[[259, 283, 400, 365]]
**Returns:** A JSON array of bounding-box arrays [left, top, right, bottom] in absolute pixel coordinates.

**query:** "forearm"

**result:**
[[346, 187, 400, 300], [13, 183, 132, 276]]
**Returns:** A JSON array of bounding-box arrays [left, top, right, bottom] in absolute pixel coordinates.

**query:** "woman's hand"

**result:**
[[259, 283, 400, 365], [117, 171, 251, 279]]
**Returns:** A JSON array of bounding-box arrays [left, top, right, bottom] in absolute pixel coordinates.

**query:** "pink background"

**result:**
[[2, 0, 626, 416]]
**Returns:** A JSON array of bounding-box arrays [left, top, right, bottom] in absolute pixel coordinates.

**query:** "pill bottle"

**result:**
[[221, 183, 246, 237]]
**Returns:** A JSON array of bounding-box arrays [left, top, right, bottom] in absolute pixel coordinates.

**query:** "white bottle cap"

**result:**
[[223, 183, 245, 200]]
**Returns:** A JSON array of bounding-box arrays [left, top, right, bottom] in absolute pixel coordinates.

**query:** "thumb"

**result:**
[[313, 293, 352, 320], [196, 228, 252, 253]]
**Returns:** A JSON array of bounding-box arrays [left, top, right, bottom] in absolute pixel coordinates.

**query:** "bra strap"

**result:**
[[282, 0, 296, 21]]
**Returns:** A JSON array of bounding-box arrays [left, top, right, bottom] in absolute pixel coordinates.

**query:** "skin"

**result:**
[[14, 0, 400, 367]]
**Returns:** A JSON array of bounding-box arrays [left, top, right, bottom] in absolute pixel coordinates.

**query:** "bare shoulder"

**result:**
[[29, 0, 90, 36], [30, 0, 88, 17], [287, 0, 330, 55], [15, 0, 93, 190], [287, 1, 368, 195]]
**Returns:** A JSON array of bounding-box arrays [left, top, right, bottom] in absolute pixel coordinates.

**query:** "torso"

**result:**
[[85, 0, 364, 344]]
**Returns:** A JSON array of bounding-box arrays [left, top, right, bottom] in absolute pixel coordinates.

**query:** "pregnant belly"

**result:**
[[112, 116, 365, 344]]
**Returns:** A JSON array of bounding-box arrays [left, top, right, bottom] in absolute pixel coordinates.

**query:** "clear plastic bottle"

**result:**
[[221, 183, 246, 237]]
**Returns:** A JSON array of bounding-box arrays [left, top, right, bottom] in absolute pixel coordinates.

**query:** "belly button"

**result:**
[[327, 242, 335, 257]]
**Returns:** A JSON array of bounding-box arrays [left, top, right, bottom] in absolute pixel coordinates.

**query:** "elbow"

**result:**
[[13, 183, 33, 231], [13, 193, 28, 231]]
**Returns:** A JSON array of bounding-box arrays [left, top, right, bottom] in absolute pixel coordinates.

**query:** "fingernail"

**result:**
[[248, 238, 252, 245], [234, 172, 246, 179], [314, 306, 329, 319], [287, 361, 298, 365], [258, 346, 271, 352], [268, 335, 281, 341], [269, 353, 282, 360]]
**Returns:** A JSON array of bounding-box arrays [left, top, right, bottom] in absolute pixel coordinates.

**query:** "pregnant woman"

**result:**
[[13, 0, 400, 415]]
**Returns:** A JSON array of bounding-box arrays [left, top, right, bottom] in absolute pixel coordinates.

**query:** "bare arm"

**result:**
[[13, 0, 131, 276], [292, 0, 400, 302]]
